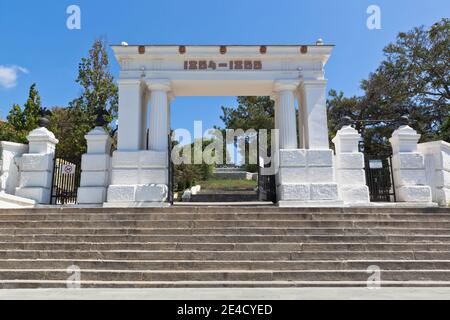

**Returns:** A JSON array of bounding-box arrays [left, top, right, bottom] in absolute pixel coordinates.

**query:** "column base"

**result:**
[[278, 200, 344, 208], [103, 201, 171, 208], [77, 187, 107, 205], [396, 186, 432, 202], [106, 184, 169, 203], [15, 187, 50, 204]]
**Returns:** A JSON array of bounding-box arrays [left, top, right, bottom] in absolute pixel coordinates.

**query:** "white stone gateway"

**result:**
[[107, 43, 340, 207]]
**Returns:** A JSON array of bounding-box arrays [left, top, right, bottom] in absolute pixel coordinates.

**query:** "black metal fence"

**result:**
[[50, 155, 82, 205], [168, 134, 174, 205], [257, 134, 276, 203], [364, 154, 396, 202]]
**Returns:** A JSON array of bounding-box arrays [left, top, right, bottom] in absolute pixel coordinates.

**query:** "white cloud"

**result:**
[[0, 65, 29, 89]]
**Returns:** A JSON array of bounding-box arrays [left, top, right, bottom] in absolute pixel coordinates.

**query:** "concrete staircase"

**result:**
[[0, 206, 449, 288]]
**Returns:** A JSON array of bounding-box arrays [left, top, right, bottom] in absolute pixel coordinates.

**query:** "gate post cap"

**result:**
[[27, 127, 59, 154], [332, 125, 361, 154], [85, 127, 113, 154]]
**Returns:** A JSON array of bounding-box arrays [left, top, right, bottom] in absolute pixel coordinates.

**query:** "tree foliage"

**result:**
[[4, 84, 49, 143], [58, 38, 118, 158], [328, 18, 450, 154]]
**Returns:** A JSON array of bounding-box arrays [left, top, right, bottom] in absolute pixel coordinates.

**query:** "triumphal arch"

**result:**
[[106, 42, 341, 207]]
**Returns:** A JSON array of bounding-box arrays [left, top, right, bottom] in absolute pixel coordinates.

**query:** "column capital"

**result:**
[[146, 79, 171, 92], [299, 79, 328, 88], [274, 80, 300, 92], [118, 79, 142, 86]]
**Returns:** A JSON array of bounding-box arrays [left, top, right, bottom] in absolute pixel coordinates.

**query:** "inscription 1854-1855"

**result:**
[[184, 60, 262, 71]]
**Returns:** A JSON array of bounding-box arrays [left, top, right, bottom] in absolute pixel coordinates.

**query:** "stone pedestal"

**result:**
[[0, 141, 28, 195], [389, 126, 432, 203], [77, 127, 112, 205], [332, 126, 370, 204], [15, 127, 58, 204], [418, 141, 450, 207], [105, 150, 169, 207], [277, 149, 341, 207]]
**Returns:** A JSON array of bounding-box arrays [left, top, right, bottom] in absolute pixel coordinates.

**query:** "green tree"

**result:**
[[328, 18, 450, 154], [59, 38, 118, 158], [220, 96, 275, 172], [5, 84, 49, 143]]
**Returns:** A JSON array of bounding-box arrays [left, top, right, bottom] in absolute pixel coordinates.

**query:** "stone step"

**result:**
[[1, 242, 450, 252], [2, 259, 450, 271], [1, 227, 449, 236], [0, 250, 449, 260], [1, 207, 447, 214], [190, 192, 258, 203], [1, 269, 450, 282], [1, 220, 450, 228], [2, 280, 450, 289], [1, 234, 449, 243], [1, 213, 450, 222]]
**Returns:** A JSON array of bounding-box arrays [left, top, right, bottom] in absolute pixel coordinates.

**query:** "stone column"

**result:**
[[418, 141, 450, 206], [117, 79, 145, 151], [296, 90, 306, 149], [148, 80, 171, 152], [77, 127, 112, 205], [332, 125, 370, 204], [274, 81, 299, 150], [299, 80, 329, 150], [15, 127, 59, 204], [389, 125, 432, 203]]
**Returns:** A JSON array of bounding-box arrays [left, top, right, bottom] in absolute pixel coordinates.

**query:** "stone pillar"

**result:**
[[296, 91, 305, 149], [15, 127, 58, 204], [148, 80, 171, 152], [332, 125, 370, 204], [117, 79, 145, 151], [107, 80, 170, 207], [299, 80, 329, 150], [0, 141, 28, 195], [389, 125, 432, 203], [274, 81, 298, 150], [77, 127, 112, 205], [418, 141, 450, 206]]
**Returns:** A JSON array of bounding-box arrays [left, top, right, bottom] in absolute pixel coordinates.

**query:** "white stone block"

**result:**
[[278, 184, 310, 201], [397, 186, 432, 202], [80, 171, 109, 187], [140, 169, 168, 184], [15, 187, 50, 204], [81, 154, 110, 171], [140, 151, 168, 168], [111, 169, 139, 185], [278, 168, 307, 184], [441, 152, 450, 170], [77, 187, 107, 204], [434, 170, 450, 188], [107, 185, 136, 202], [308, 167, 335, 183], [135, 184, 168, 202], [392, 153, 424, 169], [337, 169, 366, 185], [20, 154, 53, 172], [19, 171, 52, 188], [112, 152, 140, 168], [340, 185, 370, 203], [279, 150, 306, 167], [307, 150, 333, 167], [310, 183, 339, 201], [394, 169, 427, 186], [85, 127, 113, 154], [335, 153, 365, 169], [435, 188, 450, 206]]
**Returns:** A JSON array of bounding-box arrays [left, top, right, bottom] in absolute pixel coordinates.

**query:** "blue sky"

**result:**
[[0, 0, 449, 133]]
